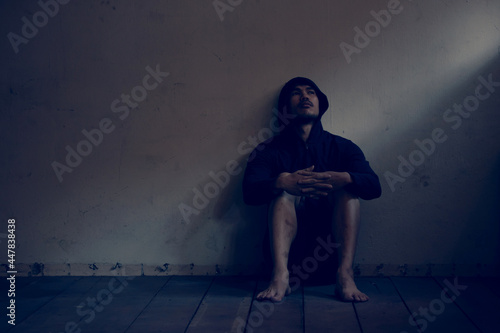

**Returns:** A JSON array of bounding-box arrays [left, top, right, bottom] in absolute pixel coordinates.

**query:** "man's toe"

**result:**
[[271, 291, 286, 302], [256, 289, 269, 300]]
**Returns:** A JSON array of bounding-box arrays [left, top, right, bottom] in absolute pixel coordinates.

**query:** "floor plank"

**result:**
[[2, 276, 81, 332], [354, 277, 413, 332], [126, 276, 213, 333], [0, 276, 37, 290], [2, 276, 498, 332], [435, 277, 500, 333], [391, 277, 480, 333], [7, 277, 103, 333], [1, 277, 37, 332], [185, 276, 256, 333], [81, 276, 168, 333], [246, 279, 303, 333], [304, 284, 360, 333]]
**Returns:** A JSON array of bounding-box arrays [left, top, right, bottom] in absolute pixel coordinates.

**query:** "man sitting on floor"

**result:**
[[242, 77, 381, 302]]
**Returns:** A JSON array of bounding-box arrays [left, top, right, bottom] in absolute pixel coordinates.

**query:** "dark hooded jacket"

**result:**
[[242, 77, 381, 206]]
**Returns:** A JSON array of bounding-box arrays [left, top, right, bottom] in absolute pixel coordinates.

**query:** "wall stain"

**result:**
[[79, 203, 103, 217], [420, 175, 430, 187], [30, 262, 44, 276], [111, 262, 122, 270], [399, 264, 408, 276], [425, 263, 433, 276], [155, 263, 169, 273], [100, 0, 116, 10]]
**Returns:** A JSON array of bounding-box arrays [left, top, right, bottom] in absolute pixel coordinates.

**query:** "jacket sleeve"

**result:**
[[242, 145, 282, 206], [342, 141, 382, 200]]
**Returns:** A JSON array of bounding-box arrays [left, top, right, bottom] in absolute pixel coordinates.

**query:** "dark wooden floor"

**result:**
[[1, 276, 499, 332]]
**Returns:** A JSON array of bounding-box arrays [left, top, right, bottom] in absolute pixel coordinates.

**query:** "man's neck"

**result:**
[[294, 122, 314, 142]]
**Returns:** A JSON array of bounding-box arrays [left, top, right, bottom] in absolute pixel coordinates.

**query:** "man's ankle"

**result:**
[[272, 269, 289, 280], [337, 266, 354, 276]]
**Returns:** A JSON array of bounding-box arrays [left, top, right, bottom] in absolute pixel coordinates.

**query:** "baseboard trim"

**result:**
[[1, 263, 499, 277]]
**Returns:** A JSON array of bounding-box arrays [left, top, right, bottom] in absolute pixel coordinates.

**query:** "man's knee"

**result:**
[[275, 191, 302, 206], [331, 189, 359, 205]]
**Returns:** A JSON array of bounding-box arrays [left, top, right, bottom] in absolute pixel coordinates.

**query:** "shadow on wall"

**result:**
[[365, 56, 500, 273], [178, 153, 269, 272], [453, 144, 500, 273], [449, 60, 500, 272], [368, 57, 500, 273]]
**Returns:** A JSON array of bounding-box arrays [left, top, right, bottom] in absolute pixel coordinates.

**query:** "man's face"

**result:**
[[288, 85, 320, 121]]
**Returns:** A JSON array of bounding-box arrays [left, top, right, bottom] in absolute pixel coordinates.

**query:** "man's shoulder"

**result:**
[[247, 134, 286, 159], [321, 131, 356, 146], [258, 131, 293, 148], [320, 131, 367, 156]]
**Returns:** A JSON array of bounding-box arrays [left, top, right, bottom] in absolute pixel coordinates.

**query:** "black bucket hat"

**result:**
[[277, 77, 329, 117]]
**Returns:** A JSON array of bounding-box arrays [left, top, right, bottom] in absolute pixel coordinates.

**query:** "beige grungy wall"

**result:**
[[1, 0, 499, 276]]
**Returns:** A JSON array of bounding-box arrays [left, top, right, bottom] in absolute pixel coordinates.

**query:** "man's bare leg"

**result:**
[[333, 189, 369, 302], [256, 191, 300, 302]]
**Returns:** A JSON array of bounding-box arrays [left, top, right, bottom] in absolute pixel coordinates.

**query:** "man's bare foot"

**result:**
[[335, 268, 369, 302], [256, 270, 291, 302]]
